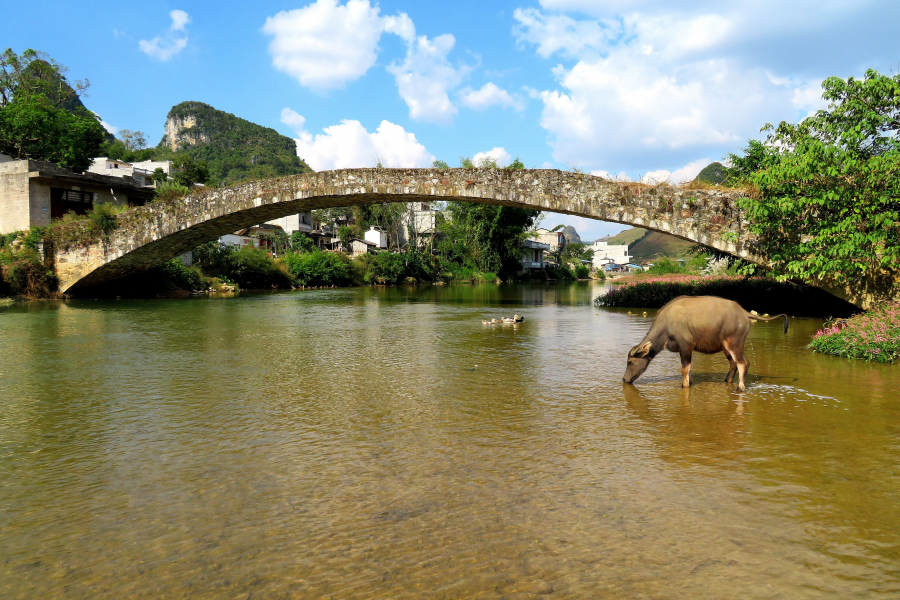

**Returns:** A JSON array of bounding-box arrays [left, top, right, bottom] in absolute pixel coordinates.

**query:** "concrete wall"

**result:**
[[0, 161, 32, 233]]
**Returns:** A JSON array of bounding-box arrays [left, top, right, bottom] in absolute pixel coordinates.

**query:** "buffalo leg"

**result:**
[[680, 352, 692, 388], [724, 350, 737, 383], [735, 353, 750, 392]]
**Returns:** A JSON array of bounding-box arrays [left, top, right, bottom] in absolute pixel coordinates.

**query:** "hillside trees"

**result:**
[[0, 48, 106, 172], [727, 69, 900, 288]]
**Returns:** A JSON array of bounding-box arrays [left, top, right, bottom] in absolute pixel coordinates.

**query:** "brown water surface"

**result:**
[[1, 282, 898, 599]]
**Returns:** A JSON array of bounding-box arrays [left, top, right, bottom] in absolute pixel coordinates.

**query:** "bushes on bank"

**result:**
[[594, 274, 857, 318], [808, 303, 900, 363], [282, 250, 352, 286], [0, 229, 59, 298], [160, 258, 207, 292]]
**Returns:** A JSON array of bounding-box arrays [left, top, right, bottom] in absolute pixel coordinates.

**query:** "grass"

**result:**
[[808, 303, 900, 363]]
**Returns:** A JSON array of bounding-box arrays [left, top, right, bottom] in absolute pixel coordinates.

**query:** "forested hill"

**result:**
[[156, 101, 312, 185]]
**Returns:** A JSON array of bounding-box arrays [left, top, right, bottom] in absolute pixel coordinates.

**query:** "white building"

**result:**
[[364, 226, 388, 249], [265, 211, 314, 235], [219, 234, 259, 249], [520, 239, 550, 270], [533, 228, 567, 253], [589, 238, 631, 270], [399, 202, 437, 247], [87, 157, 159, 187]]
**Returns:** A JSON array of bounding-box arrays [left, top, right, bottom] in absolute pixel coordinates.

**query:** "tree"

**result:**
[[151, 168, 168, 184], [0, 48, 105, 172], [172, 153, 210, 186], [730, 69, 900, 288]]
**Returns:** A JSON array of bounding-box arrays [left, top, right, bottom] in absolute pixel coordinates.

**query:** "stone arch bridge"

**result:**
[[48, 167, 870, 307]]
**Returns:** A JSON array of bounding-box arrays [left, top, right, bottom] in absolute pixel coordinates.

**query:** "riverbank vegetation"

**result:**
[[809, 303, 900, 362], [594, 274, 858, 318], [0, 229, 59, 298]]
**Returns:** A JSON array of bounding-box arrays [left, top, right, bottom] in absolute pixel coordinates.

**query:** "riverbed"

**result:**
[[1, 282, 898, 599]]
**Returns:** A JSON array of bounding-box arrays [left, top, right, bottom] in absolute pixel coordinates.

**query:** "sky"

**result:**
[[4, 0, 899, 240]]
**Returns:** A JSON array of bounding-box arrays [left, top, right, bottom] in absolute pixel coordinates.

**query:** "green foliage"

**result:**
[[151, 168, 167, 184], [437, 201, 538, 279], [0, 48, 106, 172], [155, 101, 312, 185], [0, 94, 106, 171], [87, 203, 117, 236], [153, 180, 191, 203], [0, 229, 58, 298], [594, 275, 856, 317], [193, 242, 293, 289], [337, 225, 353, 251], [645, 258, 688, 275], [282, 250, 352, 286], [808, 303, 900, 362], [574, 263, 590, 279], [289, 231, 317, 253], [432, 159, 450, 169], [729, 69, 900, 287], [172, 153, 209, 187], [160, 258, 207, 291]]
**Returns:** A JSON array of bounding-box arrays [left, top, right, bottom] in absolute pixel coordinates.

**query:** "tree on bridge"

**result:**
[[727, 69, 900, 290]]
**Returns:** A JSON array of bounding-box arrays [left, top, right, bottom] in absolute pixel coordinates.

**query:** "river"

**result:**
[[1, 282, 898, 599]]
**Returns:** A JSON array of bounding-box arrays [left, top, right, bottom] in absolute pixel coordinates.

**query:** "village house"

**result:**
[[399, 202, 437, 248], [0, 155, 155, 234], [86, 158, 177, 188], [520, 239, 550, 271], [589, 237, 631, 271]]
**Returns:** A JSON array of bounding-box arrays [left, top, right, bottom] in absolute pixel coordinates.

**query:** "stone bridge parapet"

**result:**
[[53, 167, 756, 294]]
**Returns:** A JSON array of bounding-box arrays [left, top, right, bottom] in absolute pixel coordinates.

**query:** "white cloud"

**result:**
[[138, 10, 190, 61], [387, 34, 470, 125], [169, 9, 191, 32], [473, 147, 512, 167], [263, 0, 385, 92], [513, 7, 620, 59], [383, 13, 415, 42], [284, 109, 434, 170], [93, 113, 117, 135], [280, 108, 307, 135], [516, 7, 826, 173], [460, 83, 525, 111], [644, 158, 711, 185]]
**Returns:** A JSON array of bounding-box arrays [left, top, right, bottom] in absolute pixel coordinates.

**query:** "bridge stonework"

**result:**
[[53, 165, 899, 309], [53, 168, 756, 293]]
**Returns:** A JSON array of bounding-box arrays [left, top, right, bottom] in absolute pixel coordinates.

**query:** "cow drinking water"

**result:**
[[622, 296, 789, 392]]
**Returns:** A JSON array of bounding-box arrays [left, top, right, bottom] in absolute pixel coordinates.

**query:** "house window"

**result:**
[[50, 188, 94, 219]]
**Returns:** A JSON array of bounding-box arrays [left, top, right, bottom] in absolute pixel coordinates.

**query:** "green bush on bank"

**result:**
[[282, 250, 352, 286], [160, 258, 207, 292], [594, 275, 857, 318], [0, 229, 59, 298]]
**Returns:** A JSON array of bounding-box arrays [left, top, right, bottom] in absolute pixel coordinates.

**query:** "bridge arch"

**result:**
[[53, 167, 758, 294]]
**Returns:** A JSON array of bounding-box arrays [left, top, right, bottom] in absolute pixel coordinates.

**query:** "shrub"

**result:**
[[88, 203, 117, 236], [153, 180, 191, 203], [160, 258, 207, 291], [0, 257, 58, 298], [226, 246, 294, 289], [645, 258, 688, 275], [593, 274, 857, 318], [574, 263, 590, 279], [808, 303, 900, 363], [282, 250, 352, 286]]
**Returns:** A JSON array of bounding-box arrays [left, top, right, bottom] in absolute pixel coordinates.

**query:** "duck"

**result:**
[[642, 311, 648, 317]]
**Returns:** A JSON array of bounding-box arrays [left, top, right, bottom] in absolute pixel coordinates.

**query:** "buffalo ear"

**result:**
[[631, 341, 652, 357]]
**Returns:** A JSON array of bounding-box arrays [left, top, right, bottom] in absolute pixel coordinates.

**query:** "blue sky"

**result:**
[[4, 0, 899, 240]]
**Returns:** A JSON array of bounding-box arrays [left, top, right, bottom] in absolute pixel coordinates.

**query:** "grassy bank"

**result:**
[[808, 303, 900, 363], [594, 274, 858, 318]]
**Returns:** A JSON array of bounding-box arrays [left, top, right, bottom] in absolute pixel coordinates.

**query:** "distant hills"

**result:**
[[696, 161, 727, 184], [155, 101, 312, 185]]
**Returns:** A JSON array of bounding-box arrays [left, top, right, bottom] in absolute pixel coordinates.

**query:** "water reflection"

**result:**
[[1, 283, 898, 598]]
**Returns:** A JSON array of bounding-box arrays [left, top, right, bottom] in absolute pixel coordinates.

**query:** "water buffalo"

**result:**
[[622, 296, 789, 392]]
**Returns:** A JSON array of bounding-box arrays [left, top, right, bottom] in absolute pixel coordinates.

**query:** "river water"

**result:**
[[1, 282, 898, 599]]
